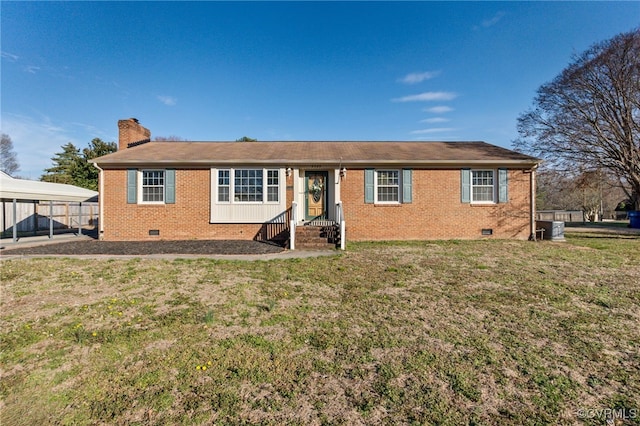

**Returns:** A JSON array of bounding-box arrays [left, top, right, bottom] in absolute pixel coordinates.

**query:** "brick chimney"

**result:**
[[117, 118, 151, 150]]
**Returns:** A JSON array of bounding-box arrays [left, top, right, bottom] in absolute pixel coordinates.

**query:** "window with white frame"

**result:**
[[235, 169, 263, 202], [471, 170, 495, 203], [376, 170, 400, 203], [216, 168, 280, 203], [365, 169, 411, 205], [218, 170, 230, 202], [141, 170, 165, 203], [267, 169, 279, 202]]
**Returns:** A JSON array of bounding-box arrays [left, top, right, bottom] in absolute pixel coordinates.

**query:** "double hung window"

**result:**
[[376, 170, 400, 203], [142, 170, 165, 203], [364, 169, 412, 204], [127, 169, 175, 204], [471, 170, 495, 203], [266, 170, 279, 202], [461, 169, 508, 204], [218, 170, 230, 202]]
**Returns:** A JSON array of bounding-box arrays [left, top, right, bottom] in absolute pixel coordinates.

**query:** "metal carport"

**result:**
[[0, 171, 98, 242]]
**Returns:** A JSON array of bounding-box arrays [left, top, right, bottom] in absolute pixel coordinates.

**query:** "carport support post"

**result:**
[[78, 202, 82, 236], [49, 201, 54, 239], [33, 201, 38, 236], [12, 198, 17, 242]]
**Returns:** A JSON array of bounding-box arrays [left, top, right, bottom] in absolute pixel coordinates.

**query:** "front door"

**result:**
[[305, 171, 328, 220]]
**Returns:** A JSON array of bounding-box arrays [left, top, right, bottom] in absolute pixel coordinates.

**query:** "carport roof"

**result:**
[[0, 171, 98, 202]]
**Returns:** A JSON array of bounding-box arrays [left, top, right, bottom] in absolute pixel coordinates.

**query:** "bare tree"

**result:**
[[0, 133, 20, 176], [574, 170, 606, 222], [513, 29, 640, 209], [536, 169, 625, 220]]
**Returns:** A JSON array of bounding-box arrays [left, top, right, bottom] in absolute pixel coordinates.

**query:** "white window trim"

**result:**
[[217, 169, 231, 203], [138, 169, 165, 204], [214, 168, 282, 205], [266, 169, 280, 203], [374, 169, 401, 204], [470, 169, 496, 204]]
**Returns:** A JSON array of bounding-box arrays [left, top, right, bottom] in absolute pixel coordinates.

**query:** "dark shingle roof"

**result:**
[[92, 141, 540, 168]]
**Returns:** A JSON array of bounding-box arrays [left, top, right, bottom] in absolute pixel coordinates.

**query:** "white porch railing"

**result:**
[[289, 201, 297, 250], [336, 201, 345, 250], [290, 200, 344, 251]]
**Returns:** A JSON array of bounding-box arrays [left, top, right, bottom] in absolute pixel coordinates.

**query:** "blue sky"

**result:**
[[1, 1, 639, 179]]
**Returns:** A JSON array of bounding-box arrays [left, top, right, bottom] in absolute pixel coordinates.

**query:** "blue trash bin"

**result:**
[[629, 211, 640, 229]]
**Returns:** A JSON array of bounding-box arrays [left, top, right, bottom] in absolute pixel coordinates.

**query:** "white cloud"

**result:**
[[25, 65, 41, 74], [474, 11, 506, 30], [70, 121, 112, 139], [0, 114, 76, 179], [0, 114, 113, 179], [398, 71, 440, 84], [410, 128, 456, 134], [424, 106, 454, 114], [392, 92, 457, 102], [420, 117, 450, 123], [1, 51, 19, 61], [157, 95, 177, 106]]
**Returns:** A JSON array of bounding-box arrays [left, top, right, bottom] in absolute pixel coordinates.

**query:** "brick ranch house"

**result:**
[[91, 118, 541, 248]]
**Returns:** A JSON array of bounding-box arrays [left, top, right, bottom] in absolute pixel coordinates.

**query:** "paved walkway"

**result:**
[[0, 231, 94, 250]]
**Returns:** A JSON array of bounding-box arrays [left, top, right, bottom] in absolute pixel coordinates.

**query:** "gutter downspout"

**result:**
[[92, 162, 104, 240]]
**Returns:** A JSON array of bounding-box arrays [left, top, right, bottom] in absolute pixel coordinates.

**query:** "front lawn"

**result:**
[[1, 236, 639, 425]]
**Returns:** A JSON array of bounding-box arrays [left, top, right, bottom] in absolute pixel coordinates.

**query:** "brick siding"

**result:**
[[342, 169, 531, 240], [101, 169, 264, 241], [100, 168, 531, 241]]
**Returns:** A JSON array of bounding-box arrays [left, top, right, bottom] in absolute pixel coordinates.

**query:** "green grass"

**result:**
[[1, 235, 639, 425]]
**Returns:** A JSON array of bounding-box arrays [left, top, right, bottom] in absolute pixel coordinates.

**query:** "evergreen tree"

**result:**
[[41, 142, 80, 184], [41, 139, 117, 190], [73, 138, 117, 190]]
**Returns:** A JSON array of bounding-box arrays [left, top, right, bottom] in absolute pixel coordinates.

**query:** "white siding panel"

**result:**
[[213, 203, 286, 223], [210, 168, 287, 223]]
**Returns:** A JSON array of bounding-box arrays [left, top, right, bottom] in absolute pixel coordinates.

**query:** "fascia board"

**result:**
[[94, 159, 541, 169]]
